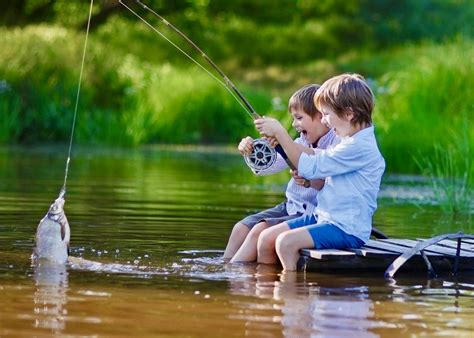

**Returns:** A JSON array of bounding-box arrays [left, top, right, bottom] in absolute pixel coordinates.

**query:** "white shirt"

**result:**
[[257, 129, 336, 216], [298, 126, 385, 242]]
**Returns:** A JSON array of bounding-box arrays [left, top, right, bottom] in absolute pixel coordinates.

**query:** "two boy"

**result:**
[[224, 84, 336, 262], [227, 73, 385, 271]]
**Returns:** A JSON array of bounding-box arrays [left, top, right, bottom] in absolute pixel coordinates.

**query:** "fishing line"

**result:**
[[118, 0, 255, 121], [119, 0, 295, 172], [60, 0, 95, 197]]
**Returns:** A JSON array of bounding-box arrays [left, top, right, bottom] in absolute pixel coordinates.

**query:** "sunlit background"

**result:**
[[0, 1, 473, 337]]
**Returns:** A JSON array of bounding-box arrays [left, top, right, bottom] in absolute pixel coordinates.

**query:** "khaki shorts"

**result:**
[[240, 202, 303, 229]]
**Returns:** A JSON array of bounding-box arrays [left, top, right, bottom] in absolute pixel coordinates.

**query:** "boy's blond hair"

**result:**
[[288, 84, 321, 119], [314, 73, 374, 126]]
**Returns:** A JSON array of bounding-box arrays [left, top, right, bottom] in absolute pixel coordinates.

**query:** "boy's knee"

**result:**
[[257, 229, 274, 254], [248, 224, 265, 241], [275, 232, 296, 257], [254, 221, 268, 230], [233, 222, 248, 233]]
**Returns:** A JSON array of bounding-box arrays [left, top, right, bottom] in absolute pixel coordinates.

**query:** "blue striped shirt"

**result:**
[[298, 126, 385, 242]]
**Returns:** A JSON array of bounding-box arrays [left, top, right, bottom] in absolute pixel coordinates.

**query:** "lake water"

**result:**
[[0, 145, 473, 337]]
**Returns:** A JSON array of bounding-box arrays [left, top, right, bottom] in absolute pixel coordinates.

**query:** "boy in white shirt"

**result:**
[[224, 84, 336, 262], [255, 73, 385, 271]]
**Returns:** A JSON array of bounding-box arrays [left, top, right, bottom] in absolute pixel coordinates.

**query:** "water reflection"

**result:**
[[225, 264, 379, 337], [277, 272, 377, 338], [175, 249, 474, 337], [33, 261, 68, 334], [1, 146, 473, 337]]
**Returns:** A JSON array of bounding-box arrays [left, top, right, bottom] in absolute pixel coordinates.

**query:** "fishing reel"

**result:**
[[244, 138, 278, 174]]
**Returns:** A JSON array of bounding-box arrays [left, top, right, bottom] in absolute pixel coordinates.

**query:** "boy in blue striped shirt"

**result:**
[[255, 73, 385, 271]]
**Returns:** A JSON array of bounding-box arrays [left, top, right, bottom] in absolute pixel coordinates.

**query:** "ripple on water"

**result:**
[[1, 147, 474, 337]]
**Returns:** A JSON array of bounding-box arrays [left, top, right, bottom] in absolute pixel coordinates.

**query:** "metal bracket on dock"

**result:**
[[371, 226, 389, 239], [384, 232, 474, 278]]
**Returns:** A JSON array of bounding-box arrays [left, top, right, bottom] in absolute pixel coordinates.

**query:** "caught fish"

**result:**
[[33, 192, 70, 264], [31, 191, 162, 275]]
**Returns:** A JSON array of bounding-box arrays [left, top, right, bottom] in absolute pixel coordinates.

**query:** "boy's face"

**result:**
[[320, 105, 353, 137], [290, 108, 329, 144]]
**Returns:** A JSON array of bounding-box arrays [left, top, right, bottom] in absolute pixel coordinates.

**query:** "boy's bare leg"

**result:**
[[230, 221, 270, 263], [257, 222, 291, 264], [275, 228, 314, 271], [223, 222, 250, 260]]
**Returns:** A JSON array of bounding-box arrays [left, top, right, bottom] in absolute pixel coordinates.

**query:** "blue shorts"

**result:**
[[287, 214, 364, 250]]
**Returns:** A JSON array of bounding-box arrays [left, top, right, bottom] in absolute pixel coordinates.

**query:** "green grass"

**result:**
[[369, 39, 474, 175], [0, 25, 472, 195], [0, 25, 277, 146], [0, 84, 21, 144], [415, 126, 472, 214]]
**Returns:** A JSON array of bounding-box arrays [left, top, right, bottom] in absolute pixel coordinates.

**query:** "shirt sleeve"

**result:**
[[255, 136, 305, 176], [298, 138, 371, 179]]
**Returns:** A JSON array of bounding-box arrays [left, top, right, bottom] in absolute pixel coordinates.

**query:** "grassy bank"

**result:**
[[0, 26, 472, 183], [366, 40, 474, 174], [0, 25, 276, 146]]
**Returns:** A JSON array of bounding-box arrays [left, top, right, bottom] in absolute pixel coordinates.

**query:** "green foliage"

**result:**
[[0, 25, 276, 146], [4, 1, 471, 66], [113, 57, 274, 145], [416, 138, 472, 214], [372, 39, 474, 175], [0, 84, 22, 144], [1, 3, 473, 182], [0, 25, 128, 144]]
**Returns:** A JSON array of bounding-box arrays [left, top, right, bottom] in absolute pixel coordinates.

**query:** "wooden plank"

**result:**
[[364, 240, 442, 256], [462, 238, 474, 245], [299, 253, 456, 272], [417, 238, 474, 253], [300, 255, 395, 271], [299, 235, 474, 274], [385, 238, 474, 257], [461, 240, 474, 249], [381, 238, 474, 258], [300, 248, 355, 260], [303, 246, 399, 260], [347, 247, 399, 258]]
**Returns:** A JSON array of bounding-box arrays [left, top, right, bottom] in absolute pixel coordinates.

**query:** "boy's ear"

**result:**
[[344, 108, 354, 122]]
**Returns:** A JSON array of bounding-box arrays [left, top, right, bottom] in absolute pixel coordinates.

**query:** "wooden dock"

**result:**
[[299, 233, 474, 278]]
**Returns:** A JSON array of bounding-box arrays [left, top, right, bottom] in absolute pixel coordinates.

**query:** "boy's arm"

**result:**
[[310, 179, 325, 190], [255, 118, 311, 168], [292, 170, 325, 190]]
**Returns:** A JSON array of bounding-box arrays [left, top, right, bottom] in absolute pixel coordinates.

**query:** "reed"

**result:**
[[0, 25, 276, 146], [0, 85, 21, 144], [415, 124, 472, 213], [372, 39, 474, 174]]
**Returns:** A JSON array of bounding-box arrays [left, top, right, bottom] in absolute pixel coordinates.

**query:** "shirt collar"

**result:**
[[316, 128, 336, 148], [342, 125, 374, 140]]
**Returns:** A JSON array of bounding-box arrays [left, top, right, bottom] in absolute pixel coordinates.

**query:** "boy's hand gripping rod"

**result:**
[[119, 0, 296, 173]]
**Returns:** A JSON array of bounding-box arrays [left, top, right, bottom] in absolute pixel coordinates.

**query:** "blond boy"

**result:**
[[255, 74, 385, 270]]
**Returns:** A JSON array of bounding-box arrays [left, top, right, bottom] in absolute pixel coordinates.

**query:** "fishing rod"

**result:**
[[119, 0, 295, 173]]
